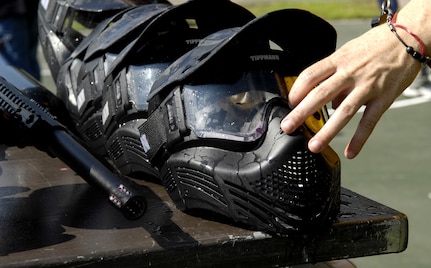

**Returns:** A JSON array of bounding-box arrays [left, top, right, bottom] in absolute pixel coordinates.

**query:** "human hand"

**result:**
[[280, 24, 421, 159]]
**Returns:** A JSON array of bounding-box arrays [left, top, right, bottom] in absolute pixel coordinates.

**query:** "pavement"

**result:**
[[36, 11, 431, 268]]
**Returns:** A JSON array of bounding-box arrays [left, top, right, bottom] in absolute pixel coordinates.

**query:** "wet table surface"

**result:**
[[0, 146, 408, 267]]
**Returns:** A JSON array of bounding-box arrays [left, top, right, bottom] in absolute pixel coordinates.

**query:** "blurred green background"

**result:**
[[236, 0, 379, 19]]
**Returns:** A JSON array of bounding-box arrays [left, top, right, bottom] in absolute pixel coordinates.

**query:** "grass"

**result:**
[[240, 0, 380, 20]]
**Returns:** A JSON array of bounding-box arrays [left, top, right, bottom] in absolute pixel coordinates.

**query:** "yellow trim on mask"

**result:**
[[284, 76, 328, 134]]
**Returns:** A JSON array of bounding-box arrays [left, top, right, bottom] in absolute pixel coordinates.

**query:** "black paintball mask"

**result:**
[[37, 0, 163, 79], [140, 9, 341, 235], [45, 0, 255, 174]]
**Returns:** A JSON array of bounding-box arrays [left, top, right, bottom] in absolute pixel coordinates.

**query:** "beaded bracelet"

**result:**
[[391, 13, 426, 55], [387, 13, 431, 68]]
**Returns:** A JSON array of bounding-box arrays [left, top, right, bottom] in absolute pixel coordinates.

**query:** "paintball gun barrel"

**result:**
[[0, 67, 146, 220]]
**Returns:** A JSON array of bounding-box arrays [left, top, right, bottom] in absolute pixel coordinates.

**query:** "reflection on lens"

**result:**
[[183, 71, 285, 142]]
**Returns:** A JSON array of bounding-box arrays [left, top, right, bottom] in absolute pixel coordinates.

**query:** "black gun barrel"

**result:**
[[48, 129, 146, 220], [0, 67, 146, 220]]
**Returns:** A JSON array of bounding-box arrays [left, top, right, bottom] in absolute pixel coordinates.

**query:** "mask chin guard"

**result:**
[[140, 9, 341, 235]]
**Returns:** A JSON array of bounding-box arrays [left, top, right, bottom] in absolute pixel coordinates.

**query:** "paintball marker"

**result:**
[[0, 66, 146, 220]]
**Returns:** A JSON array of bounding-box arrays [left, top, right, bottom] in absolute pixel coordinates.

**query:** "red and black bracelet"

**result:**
[[387, 13, 431, 68]]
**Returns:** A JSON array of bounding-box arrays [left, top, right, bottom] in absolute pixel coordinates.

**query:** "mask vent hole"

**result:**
[[82, 119, 103, 141], [257, 150, 330, 214]]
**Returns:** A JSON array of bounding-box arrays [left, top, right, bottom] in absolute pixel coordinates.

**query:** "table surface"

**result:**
[[0, 145, 408, 268]]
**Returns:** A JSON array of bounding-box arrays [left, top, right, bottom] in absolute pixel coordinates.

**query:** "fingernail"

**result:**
[[309, 139, 323, 153], [346, 151, 356, 159], [281, 119, 294, 133]]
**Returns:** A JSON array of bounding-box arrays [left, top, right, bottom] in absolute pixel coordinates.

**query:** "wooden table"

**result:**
[[0, 146, 408, 267]]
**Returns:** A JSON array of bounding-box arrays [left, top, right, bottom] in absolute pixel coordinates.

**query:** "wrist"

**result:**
[[387, 12, 431, 67], [395, 0, 431, 54]]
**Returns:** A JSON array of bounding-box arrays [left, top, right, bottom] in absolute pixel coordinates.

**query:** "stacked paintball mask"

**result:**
[[39, 0, 341, 235], [141, 8, 341, 234], [39, 0, 255, 177]]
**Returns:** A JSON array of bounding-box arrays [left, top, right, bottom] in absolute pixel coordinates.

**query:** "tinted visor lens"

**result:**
[[183, 71, 287, 142]]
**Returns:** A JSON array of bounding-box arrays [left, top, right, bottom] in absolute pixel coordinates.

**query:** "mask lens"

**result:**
[[127, 63, 170, 111], [183, 71, 286, 142]]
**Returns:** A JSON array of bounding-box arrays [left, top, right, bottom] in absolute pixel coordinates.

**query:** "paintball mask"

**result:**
[[38, 0, 138, 79], [46, 0, 255, 175], [38, 0, 175, 79], [140, 9, 341, 234]]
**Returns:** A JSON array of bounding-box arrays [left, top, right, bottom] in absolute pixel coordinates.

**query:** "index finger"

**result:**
[[281, 67, 351, 134], [288, 59, 336, 107]]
